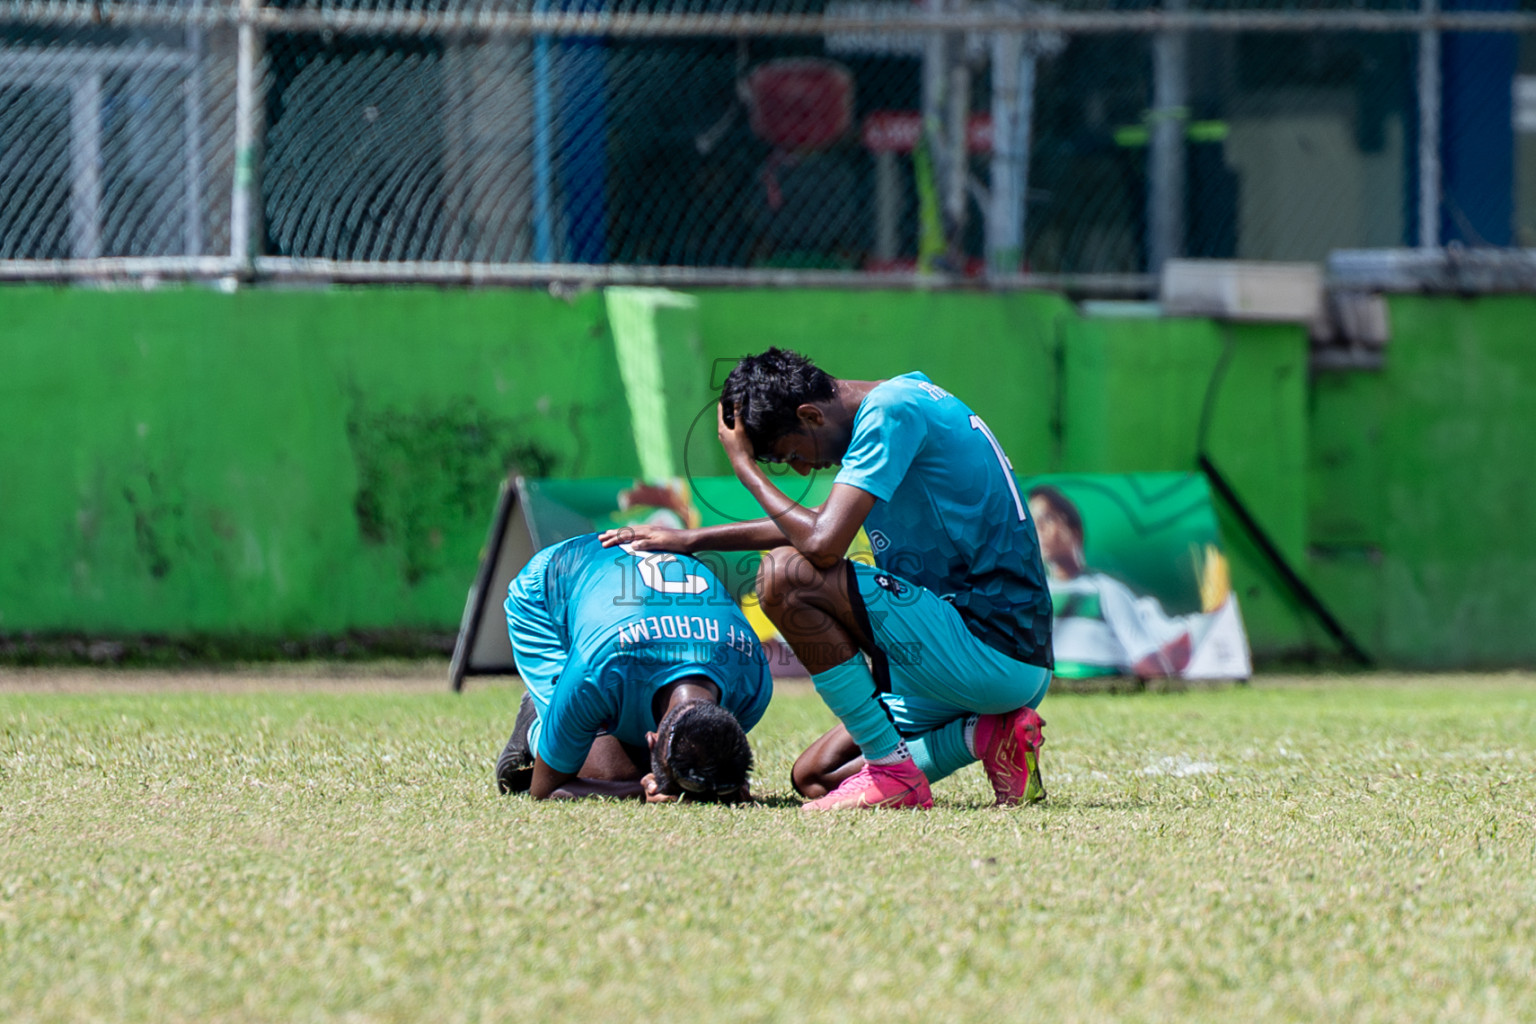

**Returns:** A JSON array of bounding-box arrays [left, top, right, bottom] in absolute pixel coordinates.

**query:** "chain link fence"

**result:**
[[3, 1, 1534, 285], [1, 19, 236, 263]]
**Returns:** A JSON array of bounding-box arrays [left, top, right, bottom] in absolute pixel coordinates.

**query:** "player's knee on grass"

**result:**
[[790, 753, 833, 799], [649, 701, 754, 802], [790, 726, 862, 799]]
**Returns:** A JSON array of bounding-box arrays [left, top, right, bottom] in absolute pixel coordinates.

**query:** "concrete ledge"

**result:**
[[1329, 248, 1536, 293], [1160, 259, 1324, 326]]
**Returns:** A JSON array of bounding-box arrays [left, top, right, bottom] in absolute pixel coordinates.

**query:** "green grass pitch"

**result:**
[[3, 672, 1535, 1023]]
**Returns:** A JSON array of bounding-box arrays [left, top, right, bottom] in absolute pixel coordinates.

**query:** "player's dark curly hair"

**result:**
[[1027, 484, 1085, 542], [650, 700, 754, 802], [720, 348, 836, 457]]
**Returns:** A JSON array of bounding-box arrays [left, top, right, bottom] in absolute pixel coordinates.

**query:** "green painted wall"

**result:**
[[1308, 295, 1536, 668], [0, 287, 637, 636], [3, 284, 1532, 667], [607, 288, 726, 482], [1307, 368, 1388, 658]]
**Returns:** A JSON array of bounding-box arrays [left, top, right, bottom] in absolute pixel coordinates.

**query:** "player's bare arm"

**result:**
[[520, 675, 752, 804], [528, 759, 648, 801], [597, 517, 787, 555], [595, 479, 869, 561]]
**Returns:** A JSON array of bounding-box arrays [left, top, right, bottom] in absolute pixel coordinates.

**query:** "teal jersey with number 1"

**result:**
[[833, 372, 1054, 669], [504, 534, 773, 775]]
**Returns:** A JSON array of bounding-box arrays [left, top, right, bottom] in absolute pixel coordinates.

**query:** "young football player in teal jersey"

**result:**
[[601, 348, 1052, 812], [496, 533, 772, 802]]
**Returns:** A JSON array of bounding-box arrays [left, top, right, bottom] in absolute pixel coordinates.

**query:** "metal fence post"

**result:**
[[532, 0, 555, 264], [944, 18, 971, 254], [231, 0, 264, 277], [184, 25, 205, 258], [987, 29, 1025, 278], [68, 73, 102, 259], [1148, 0, 1188, 274], [921, 0, 950, 268], [1417, 0, 1441, 248]]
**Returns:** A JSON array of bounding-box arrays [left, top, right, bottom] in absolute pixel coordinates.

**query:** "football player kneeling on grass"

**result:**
[[495, 533, 771, 803], [603, 349, 1053, 812]]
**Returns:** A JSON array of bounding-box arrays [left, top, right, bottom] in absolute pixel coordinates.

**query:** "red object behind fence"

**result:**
[[745, 59, 854, 150]]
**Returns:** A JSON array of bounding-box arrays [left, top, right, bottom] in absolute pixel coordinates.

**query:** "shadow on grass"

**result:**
[[749, 794, 807, 810], [0, 630, 456, 668], [1044, 795, 1158, 810], [927, 795, 1160, 812]]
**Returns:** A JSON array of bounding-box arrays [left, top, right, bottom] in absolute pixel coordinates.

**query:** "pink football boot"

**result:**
[[801, 759, 934, 812], [974, 707, 1047, 806]]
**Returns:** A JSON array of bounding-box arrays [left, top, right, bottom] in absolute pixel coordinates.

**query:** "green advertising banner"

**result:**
[[451, 472, 1250, 689], [1022, 473, 1251, 681]]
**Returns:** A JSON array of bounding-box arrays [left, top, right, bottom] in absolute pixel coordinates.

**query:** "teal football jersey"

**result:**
[[834, 373, 1054, 668], [506, 534, 772, 775]]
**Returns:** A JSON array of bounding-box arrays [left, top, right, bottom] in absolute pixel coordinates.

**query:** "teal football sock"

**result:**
[[906, 717, 975, 784], [810, 656, 903, 762]]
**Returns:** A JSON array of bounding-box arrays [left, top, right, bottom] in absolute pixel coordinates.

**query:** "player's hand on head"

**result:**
[[717, 401, 755, 467], [597, 525, 688, 552], [597, 526, 633, 548]]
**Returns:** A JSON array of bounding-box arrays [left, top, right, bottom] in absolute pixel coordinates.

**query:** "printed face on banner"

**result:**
[[1023, 474, 1251, 682]]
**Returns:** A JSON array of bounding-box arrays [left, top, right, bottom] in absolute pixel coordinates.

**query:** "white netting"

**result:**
[[1, 26, 236, 260], [2, 1, 1534, 278]]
